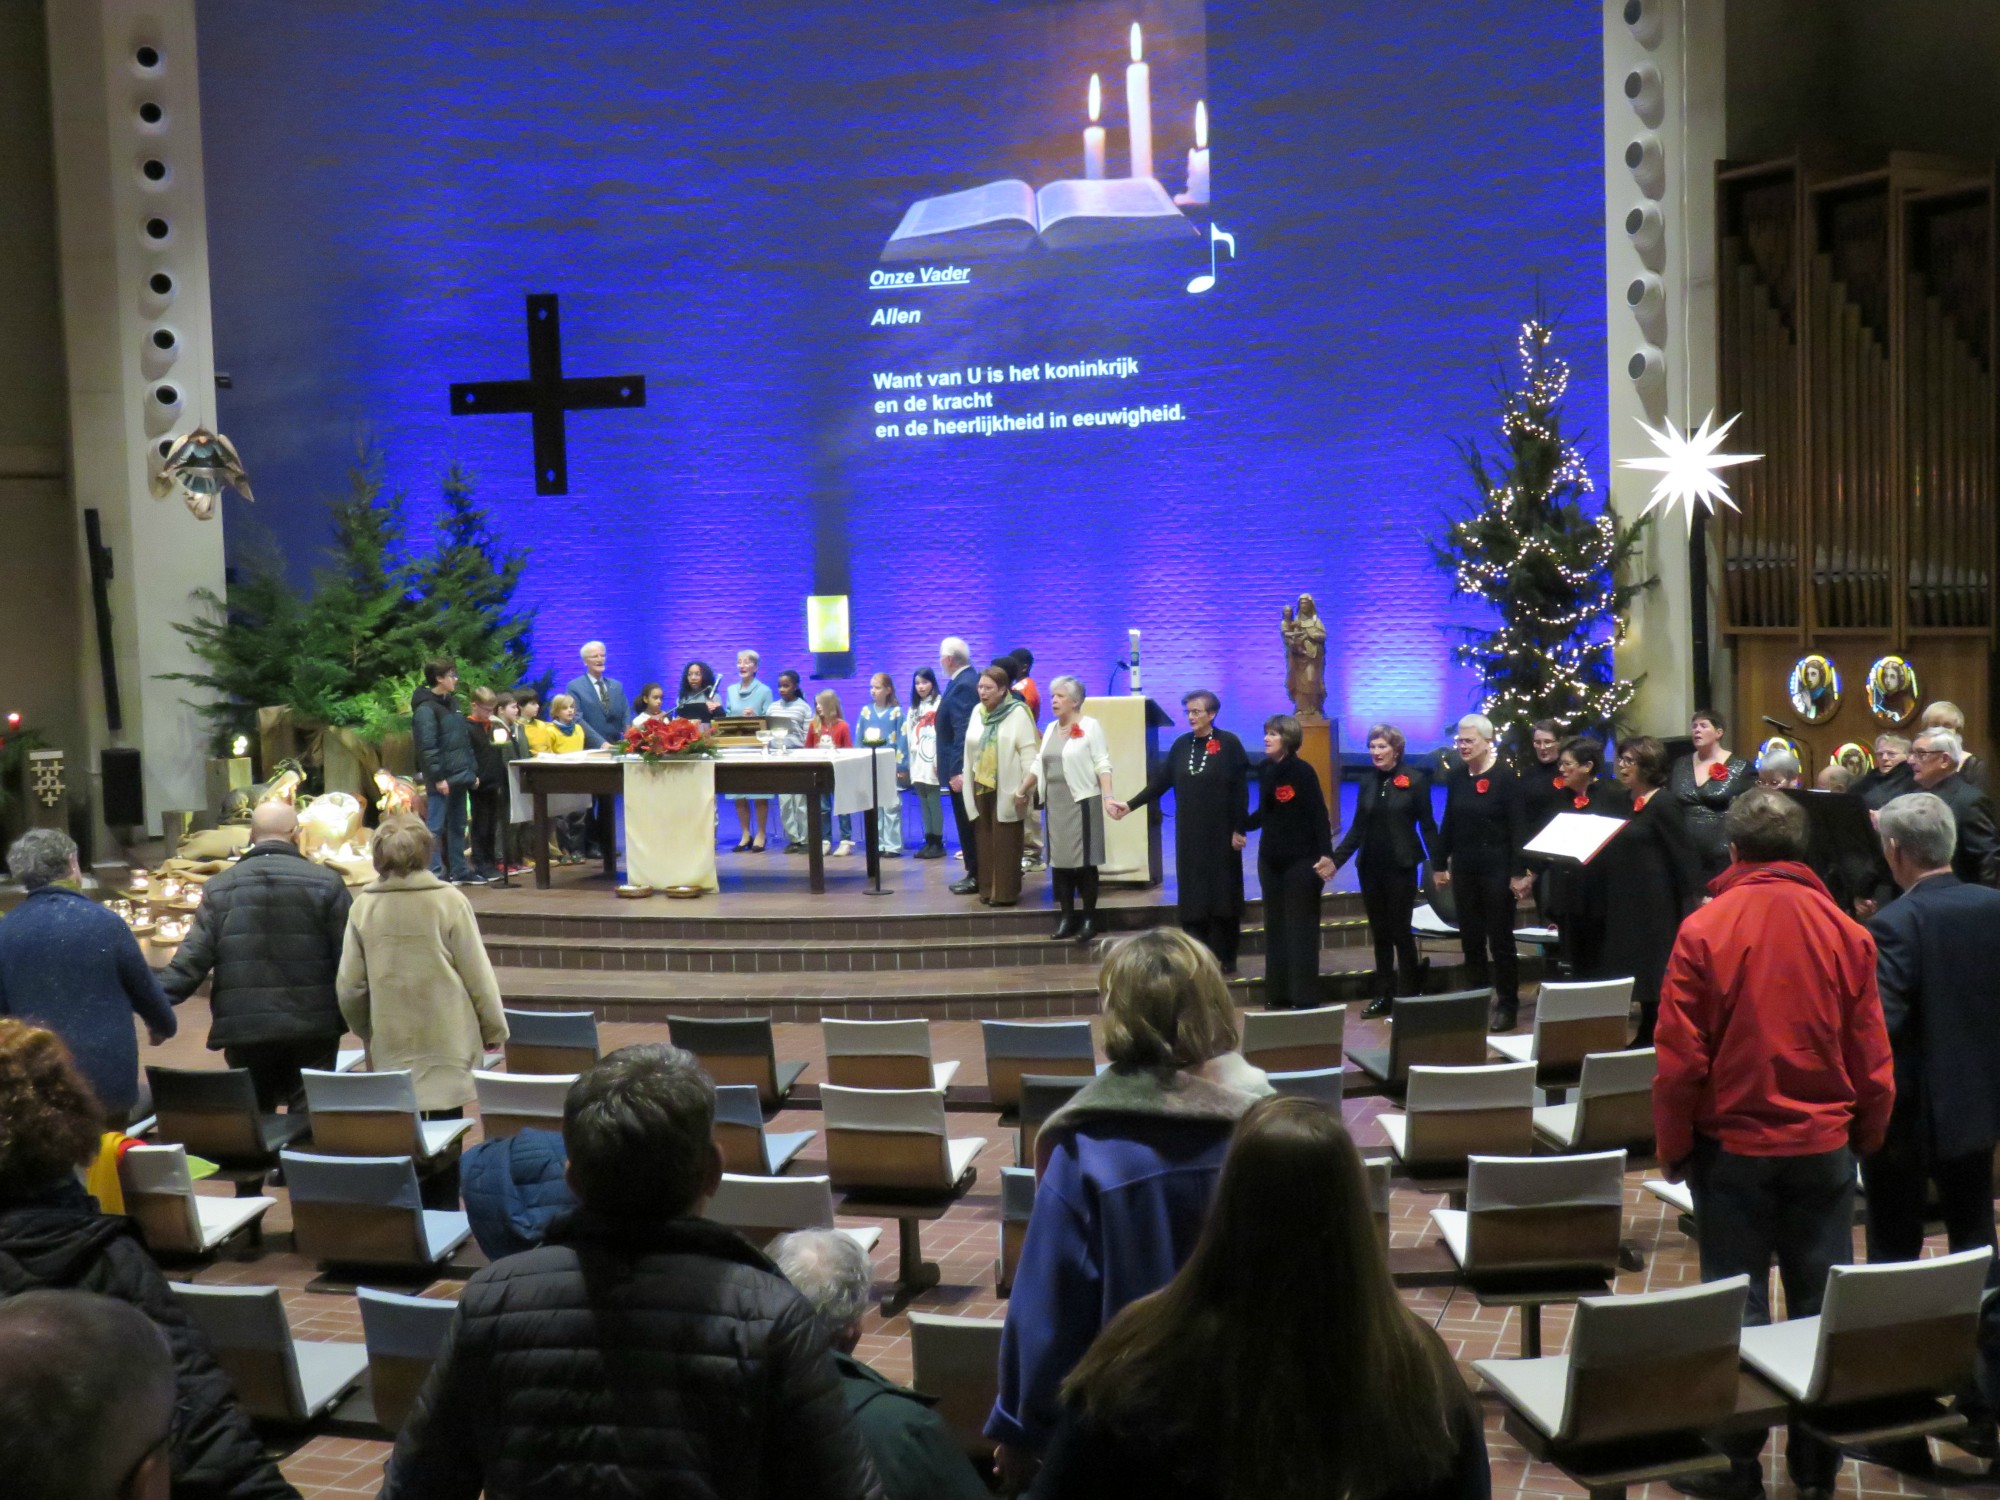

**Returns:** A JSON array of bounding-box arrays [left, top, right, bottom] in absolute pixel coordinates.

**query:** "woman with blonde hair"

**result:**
[[987, 928, 1273, 1483], [1033, 1096, 1488, 1500], [1022, 675, 1115, 942], [337, 815, 508, 1204]]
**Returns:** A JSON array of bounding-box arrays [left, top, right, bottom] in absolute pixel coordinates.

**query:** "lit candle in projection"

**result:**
[[1178, 99, 1211, 205], [1083, 73, 1106, 180], [1124, 23, 1153, 180]]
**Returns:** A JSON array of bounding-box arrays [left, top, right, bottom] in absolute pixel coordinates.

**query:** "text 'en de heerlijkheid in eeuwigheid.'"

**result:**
[[866, 358, 1186, 439]]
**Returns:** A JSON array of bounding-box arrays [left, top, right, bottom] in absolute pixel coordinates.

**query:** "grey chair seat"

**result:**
[[294, 1340, 372, 1418]]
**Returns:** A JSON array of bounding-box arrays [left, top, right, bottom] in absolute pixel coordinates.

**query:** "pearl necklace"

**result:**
[[1187, 733, 1215, 776]]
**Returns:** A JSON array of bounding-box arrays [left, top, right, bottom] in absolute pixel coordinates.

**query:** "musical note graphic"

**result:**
[[1186, 222, 1236, 294]]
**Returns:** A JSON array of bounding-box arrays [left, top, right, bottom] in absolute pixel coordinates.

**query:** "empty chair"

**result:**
[[712, 1084, 816, 1175], [302, 1069, 475, 1165], [1241, 1003, 1347, 1074], [908, 1312, 1005, 1457], [822, 1017, 958, 1091], [823, 1084, 986, 1314], [282, 1151, 473, 1273], [472, 1069, 574, 1140], [146, 1064, 310, 1176], [1378, 1061, 1537, 1175], [667, 1014, 806, 1108], [997, 1166, 1035, 1296], [980, 1020, 1095, 1110], [171, 1283, 370, 1423], [356, 1287, 459, 1435], [1017, 1072, 1090, 1167], [1346, 988, 1491, 1088], [702, 1173, 881, 1254], [501, 1007, 600, 1075], [1738, 1247, 1992, 1428], [1431, 1151, 1627, 1356], [118, 1143, 274, 1258], [1488, 978, 1635, 1086], [1267, 1067, 1345, 1108], [1475, 1276, 1751, 1459], [1535, 1048, 1657, 1154]]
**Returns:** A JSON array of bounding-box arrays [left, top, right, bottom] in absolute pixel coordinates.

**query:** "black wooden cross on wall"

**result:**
[[448, 293, 646, 495]]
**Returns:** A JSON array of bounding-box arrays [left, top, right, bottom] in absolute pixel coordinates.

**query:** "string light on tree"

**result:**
[[1432, 316, 1656, 760], [1619, 410, 1761, 527]]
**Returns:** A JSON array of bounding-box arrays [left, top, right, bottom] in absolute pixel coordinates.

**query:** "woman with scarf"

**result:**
[[959, 663, 1040, 906]]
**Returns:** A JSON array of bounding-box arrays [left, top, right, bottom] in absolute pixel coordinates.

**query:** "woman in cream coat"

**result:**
[[961, 663, 1040, 906], [1022, 675, 1114, 941], [337, 814, 509, 1120]]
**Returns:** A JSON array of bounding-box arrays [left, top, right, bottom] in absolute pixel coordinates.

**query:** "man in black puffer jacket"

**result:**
[[411, 656, 480, 884], [383, 1044, 883, 1500], [161, 802, 351, 1112]]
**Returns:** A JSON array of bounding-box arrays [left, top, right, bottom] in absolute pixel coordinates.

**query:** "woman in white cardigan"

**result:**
[[1022, 674, 1116, 941], [961, 663, 1041, 906]]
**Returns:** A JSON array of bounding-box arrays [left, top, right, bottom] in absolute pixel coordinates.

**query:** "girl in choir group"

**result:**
[[630, 683, 667, 725], [726, 650, 776, 852], [1432, 713, 1531, 1032], [905, 667, 945, 860], [1329, 724, 1439, 1019], [536, 693, 602, 862], [807, 689, 856, 855], [676, 661, 721, 723], [856, 673, 906, 857], [1598, 735, 1702, 1046], [1022, 676, 1115, 942], [1239, 714, 1335, 1010], [1546, 736, 1626, 979], [769, 670, 814, 854]]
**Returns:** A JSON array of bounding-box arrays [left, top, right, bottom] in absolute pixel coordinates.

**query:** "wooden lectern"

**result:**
[[1095, 696, 1173, 885]]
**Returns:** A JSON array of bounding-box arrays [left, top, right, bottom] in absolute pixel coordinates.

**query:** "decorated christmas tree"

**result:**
[[1434, 317, 1654, 764]]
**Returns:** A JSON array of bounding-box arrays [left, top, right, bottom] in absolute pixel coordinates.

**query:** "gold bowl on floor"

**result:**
[[662, 884, 706, 900], [615, 883, 653, 899]]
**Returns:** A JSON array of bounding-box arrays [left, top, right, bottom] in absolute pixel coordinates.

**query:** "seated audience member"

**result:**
[[1032, 1097, 1489, 1500], [988, 929, 1274, 1480], [382, 1044, 878, 1500], [0, 1290, 177, 1500], [773, 1230, 987, 1500], [460, 1126, 575, 1260], [159, 801, 352, 1113], [0, 1020, 296, 1500], [0, 829, 176, 1127]]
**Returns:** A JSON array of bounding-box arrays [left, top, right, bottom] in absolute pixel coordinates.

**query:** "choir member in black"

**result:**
[[1330, 723, 1439, 1019], [1855, 733, 1916, 810], [1433, 714, 1532, 1032], [1109, 690, 1250, 972], [1600, 735, 1703, 1046], [1666, 707, 1754, 879], [1545, 736, 1628, 979], [1519, 720, 1571, 923], [1239, 715, 1335, 1010]]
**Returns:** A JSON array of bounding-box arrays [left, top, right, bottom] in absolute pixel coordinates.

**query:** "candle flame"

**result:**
[[1195, 99, 1208, 149], [1088, 72, 1101, 122], [1130, 21, 1142, 62]]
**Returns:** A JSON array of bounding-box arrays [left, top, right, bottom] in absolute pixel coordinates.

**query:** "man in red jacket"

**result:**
[[1654, 788, 1894, 1500]]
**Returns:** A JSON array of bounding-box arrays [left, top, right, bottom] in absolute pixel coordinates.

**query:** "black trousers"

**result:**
[[1181, 913, 1242, 971], [1862, 1100, 1998, 1263], [1689, 1137, 1854, 1487], [1358, 860, 1420, 1001], [1450, 864, 1518, 1005], [949, 783, 979, 880], [1260, 856, 1325, 1010], [470, 784, 505, 871], [224, 1036, 341, 1114]]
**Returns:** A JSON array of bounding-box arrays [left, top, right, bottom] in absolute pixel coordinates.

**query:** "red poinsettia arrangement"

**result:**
[[622, 716, 717, 763], [1393, 774, 1410, 789], [1275, 784, 1296, 804], [1706, 762, 1729, 783], [1475, 778, 1491, 794]]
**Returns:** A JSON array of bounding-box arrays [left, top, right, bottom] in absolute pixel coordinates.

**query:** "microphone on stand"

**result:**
[[1761, 714, 1798, 736], [1107, 661, 1129, 697]]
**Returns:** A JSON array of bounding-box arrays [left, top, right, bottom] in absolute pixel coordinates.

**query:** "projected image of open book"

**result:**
[[881, 176, 1197, 261]]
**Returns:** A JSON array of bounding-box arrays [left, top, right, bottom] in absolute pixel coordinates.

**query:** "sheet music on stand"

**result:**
[[1523, 811, 1628, 865]]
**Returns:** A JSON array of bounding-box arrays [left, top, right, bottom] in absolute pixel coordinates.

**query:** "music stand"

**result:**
[[1781, 788, 1890, 914]]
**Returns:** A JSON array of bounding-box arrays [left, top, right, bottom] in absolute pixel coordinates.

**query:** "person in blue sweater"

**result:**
[[986, 928, 1272, 1488], [0, 830, 175, 1125]]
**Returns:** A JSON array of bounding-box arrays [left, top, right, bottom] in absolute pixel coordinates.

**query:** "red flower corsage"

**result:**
[[1275, 784, 1296, 804], [1204, 738, 1221, 754], [1573, 793, 1590, 809], [1552, 775, 1566, 790], [1707, 762, 1729, 782], [1393, 774, 1410, 789], [1068, 724, 1084, 739], [1475, 778, 1491, 794]]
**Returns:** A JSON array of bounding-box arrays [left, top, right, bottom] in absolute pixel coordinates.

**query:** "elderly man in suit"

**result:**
[[935, 636, 981, 896], [1908, 728, 2000, 886], [565, 641, 628, 859], [1862, 790, 2000, 1462]]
